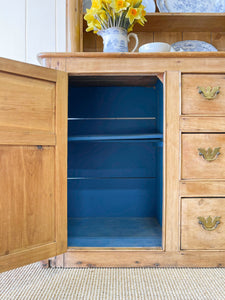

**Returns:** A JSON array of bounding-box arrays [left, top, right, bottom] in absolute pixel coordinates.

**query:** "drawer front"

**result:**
[[182, 74, 225, 115], [181, 198, 225, 250], [182, 133, 225, 179]]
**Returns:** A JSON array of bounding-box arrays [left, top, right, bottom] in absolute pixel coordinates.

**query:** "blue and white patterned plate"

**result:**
[[142, 0, 156, 12], [157, 0, 225, 12], [172, 40, 218, 52]]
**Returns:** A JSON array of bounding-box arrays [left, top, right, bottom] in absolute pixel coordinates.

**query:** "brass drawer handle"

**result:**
[[198, 147, 220, 162], [198, 216, 221, 231], [198, 86, 220, 100]]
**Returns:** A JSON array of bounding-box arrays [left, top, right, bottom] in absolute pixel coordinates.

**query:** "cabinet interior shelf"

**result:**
[[68, 217, 162, 247], [83, 13, 225, 33], [68, 133, 163, 141]]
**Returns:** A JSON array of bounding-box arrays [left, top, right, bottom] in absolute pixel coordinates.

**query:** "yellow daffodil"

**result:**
[[129, 0, 142, 7], [125, 7, 142, 24], [84, 9, 102, 32], [84, 9, 95, 23], [84, 0, 146, 33], [110, 0, 130, 13], [91, 0, 102, 10], [137, 4, 146, 25], [99, 10, 107, 22], [127, 23, 134, 32]]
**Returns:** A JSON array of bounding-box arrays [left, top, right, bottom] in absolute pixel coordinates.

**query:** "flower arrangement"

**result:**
[[84, 0, 147, 33]]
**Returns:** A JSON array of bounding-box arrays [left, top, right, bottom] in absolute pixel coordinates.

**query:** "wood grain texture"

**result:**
[[181, 198, 225, 250], [55, 71, 68, 255], [0, 57, 57, 82], [182, 134, 225, 179], [0, 146, 55, 257], [182, 74, 225, 115], [0, 58, 68, 272], [182, 32, 211, 43], [153, 32, 182, 44], [136, 32, 154, 50], [0, 71, 55, 133], [38, 53, 225, 75], [180, 181, 225, 197], [141, 13, 225, 33], [164, 71, 181, 252], [0, 243, 57, 273], [58, 249, 225, 268], [66, 0, 81, 52], [0, 127, 55, 145], [180, 116, 225, 132], [212, 32, 225, 51], [38, 52, 225, 59]]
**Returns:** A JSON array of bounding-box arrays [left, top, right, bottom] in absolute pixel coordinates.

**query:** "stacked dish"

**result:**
[[156, 0, 225, 13]]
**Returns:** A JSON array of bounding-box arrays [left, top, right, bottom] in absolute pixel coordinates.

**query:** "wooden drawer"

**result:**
[[182, 74, 225, 115], [181, 198, 225, 250], [182, 133, 225, 179]]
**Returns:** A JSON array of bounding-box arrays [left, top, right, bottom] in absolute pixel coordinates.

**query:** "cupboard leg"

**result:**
[[49, 254, 64, 268], [40, 259, 50, 268]]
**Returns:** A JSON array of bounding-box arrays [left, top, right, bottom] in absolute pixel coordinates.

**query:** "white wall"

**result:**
[[0, 0, 66, 65]]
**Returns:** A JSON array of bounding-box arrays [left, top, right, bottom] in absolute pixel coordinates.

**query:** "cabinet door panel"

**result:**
[[0, 58, 68, 273], [0, 72, 55, 132], [0, 146, 55, 256]]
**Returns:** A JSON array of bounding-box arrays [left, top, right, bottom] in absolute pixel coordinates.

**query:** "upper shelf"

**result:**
[[135, 13, 225, 32], [83, 13, 225, 33]]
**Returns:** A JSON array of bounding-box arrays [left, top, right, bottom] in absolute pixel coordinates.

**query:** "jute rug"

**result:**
[[0, 263, 224, 299]]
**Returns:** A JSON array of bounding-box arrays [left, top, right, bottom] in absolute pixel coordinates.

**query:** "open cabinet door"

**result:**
[[0, 58, 68, 273]]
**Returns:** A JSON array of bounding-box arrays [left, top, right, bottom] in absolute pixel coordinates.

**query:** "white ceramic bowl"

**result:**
[[139, 42, 175, 52]]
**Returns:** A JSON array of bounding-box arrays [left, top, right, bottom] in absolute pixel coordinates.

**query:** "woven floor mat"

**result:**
[[0, 263, 225, 299]]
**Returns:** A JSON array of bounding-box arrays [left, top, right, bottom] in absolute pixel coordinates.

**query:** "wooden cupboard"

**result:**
[[1, 52, 225, 272]]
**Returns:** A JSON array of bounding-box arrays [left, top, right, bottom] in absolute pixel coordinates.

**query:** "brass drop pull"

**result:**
[[198, 216, 221, 231], [198, 147, 220, 162], [198, 86, 220, 100]]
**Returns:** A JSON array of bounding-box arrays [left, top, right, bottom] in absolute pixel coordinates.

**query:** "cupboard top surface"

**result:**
[[38, 52, 225, 74], [38, 52, 225, 59]]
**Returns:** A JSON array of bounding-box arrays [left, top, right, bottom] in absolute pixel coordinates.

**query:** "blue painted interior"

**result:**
[[68, 218, 162, 247], [68, 178, 157, 217], [67, 79, 163, 247], [68, 140, 158, 178], [68, 86, 157, 118]]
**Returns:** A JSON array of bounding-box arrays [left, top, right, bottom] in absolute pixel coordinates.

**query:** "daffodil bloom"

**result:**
[[137, 4, 146, 25], [84, 0, 146, 33], [85, 9, 102, 32], [91, 0, 103, 10], [84, 9, 96, 23], [129, 0, 142, 7], [86, 20, 101, 32], [110, 0, 130, 13], [125, 7, 142, 24]]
